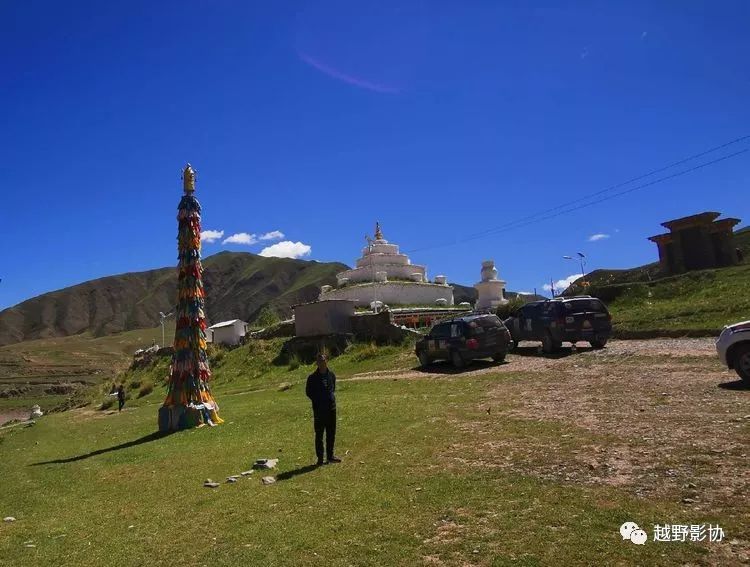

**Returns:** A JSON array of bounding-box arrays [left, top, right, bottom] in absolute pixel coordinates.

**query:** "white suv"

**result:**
[[716, 320, 750, 383]]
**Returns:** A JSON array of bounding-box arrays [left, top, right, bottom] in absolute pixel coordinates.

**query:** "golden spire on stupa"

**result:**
[[182, 163, 196, 194], [374, 221, 383, 241]]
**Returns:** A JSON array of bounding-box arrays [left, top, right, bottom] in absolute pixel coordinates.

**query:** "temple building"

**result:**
[[648, 211, 741, 274], [319, 223, 454, 307]]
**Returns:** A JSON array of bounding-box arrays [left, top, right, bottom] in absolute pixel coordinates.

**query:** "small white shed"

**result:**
[[207, 319, 248, 346]]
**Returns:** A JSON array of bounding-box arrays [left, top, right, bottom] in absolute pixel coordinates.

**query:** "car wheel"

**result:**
[[492, 351, 506, 362], [733, 344, 750, 382], [541, 332, 559, 354], [451, 349, 465, 369], [507, 340, 517, 351], [590, 337, 608, 349], [418, 351, 431, 368]]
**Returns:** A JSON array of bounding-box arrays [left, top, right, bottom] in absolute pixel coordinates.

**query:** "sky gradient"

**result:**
[[2, 1, 749, 309]]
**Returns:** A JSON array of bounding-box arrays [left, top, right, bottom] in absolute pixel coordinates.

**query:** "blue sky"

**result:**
[[1, 1, 749, 309]]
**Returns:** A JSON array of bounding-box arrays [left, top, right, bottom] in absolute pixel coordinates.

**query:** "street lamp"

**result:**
[[159, 311, 174, 347], [563, 252, 587, 281]]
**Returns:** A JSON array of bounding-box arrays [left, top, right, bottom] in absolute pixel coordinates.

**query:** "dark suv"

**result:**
[[415, 314, 512, 368], [504, 296, 612, 353]]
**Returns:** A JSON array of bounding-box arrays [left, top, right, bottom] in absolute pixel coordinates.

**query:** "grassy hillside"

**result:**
[[0, 252, 348, 347], [605, 263, 750, 335], [0, 327, 174, 419], [563, 226, 750, 335]]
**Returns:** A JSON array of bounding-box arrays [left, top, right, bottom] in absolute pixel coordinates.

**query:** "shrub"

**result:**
[[138, 382, 154, 398], [207, 344, 226, 365], [99, 397, 115, 411], [287, 355, 300, 371], [255, 306, 280, 328], [348, 342, 380, 362], [496, 296, 526, 319]]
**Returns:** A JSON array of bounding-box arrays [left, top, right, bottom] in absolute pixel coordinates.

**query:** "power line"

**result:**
[[464, 148, 748, 241], [465, 134, 750, 241], [406, 136, 749, 253]]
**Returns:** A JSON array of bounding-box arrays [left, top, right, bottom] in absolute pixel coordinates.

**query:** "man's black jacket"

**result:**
[[306, 369, 336, 413]]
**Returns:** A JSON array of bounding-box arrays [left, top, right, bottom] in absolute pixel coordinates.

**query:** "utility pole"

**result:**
[[159, 311, 174, 347], [366, 234, 377, 311]]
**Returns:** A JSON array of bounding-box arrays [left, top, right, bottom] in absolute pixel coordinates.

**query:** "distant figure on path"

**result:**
[[117, 384, 125, 412], [306, 353, 341, 466]]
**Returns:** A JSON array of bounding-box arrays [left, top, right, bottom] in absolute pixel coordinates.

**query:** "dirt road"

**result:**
[[352, 338, 750, 563]]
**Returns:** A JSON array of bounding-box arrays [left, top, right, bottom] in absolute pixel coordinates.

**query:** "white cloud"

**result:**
[[588, 233, 610, 242], [543, 274, 582, 293], [259, 241, 312, 259], [259, 230, 285, 241], [201, 229, 224, 243], [223, 232, 258, 245]]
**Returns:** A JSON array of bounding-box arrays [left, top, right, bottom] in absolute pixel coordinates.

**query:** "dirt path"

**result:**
[[0, 409, 29, 426]]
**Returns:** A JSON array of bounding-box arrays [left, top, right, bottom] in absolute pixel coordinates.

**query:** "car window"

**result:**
[[431, 324, 450, 338], [521, 304, 540, 318], [564, 299, 608, 312], [475, 315, 502, 328], [467, 320, 485, 335], [542, 303, 557, 316], [450, 323, 463, 338]]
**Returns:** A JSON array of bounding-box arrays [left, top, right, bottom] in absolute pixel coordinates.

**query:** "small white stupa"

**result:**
[[474, 260, 507, 310]]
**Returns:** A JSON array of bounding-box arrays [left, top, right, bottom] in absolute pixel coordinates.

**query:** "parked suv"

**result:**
[[415, 314, 512, 368], [504, 296, 612, 353], [716, 320, 750, 383]]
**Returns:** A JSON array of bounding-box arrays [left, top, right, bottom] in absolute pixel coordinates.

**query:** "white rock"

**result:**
[[261, 476, 276, 485], [253, 459, 278, 470], [4, 517, 16, 522]]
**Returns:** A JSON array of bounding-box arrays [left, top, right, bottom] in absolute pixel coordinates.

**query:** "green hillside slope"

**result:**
[[563, 227, 750, 335]]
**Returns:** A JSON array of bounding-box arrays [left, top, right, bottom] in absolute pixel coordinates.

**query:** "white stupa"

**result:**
[[474, 260, 507, 310], [320, 222, 454, 308]]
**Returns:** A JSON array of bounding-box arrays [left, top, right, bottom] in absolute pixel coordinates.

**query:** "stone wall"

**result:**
[[350, 312, 418, 344], [293, 300, 355, 338]]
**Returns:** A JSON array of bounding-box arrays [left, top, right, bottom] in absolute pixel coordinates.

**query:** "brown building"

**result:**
[[648, 212, 741, 274]]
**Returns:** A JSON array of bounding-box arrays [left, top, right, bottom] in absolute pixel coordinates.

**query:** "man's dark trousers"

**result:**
[[314, 408, 336, 461]]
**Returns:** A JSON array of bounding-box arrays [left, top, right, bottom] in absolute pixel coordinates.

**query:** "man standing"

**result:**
[[116, 384, 126, 412], [306, 353, 341, 466]]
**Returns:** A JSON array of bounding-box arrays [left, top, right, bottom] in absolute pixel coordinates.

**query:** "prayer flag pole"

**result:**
[[158, 164, 223, 432]]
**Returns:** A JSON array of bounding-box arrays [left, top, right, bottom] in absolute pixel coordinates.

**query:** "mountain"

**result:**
[[0, 252, 348, 346]]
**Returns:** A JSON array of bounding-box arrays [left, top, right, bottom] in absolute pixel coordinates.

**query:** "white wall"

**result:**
[[211, 320, 247, 346], [321, 282, 454, 307]]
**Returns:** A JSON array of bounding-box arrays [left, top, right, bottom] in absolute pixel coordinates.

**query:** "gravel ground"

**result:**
[[350, 338, 749, 564]]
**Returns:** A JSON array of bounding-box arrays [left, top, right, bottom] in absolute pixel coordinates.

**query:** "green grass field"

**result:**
[[1, 338, 743, 566]]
